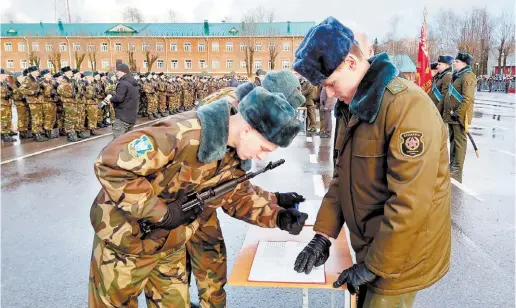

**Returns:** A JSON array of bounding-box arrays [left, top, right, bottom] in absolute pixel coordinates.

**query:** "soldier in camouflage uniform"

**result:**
[[182, 76, 195, 110], [143, 74, 159, 120], [108, 73, 117, 125], [58, 66, 79, 142], [84, 71, 101, 136], [40, 69, 58, 139], [52, 72, 66, 136], [13, 71, 31, 139], [165, 76, 175, 115], [21, 66, 48, 142], [157, 73, 168, 117], [73, 69, 88, 139], [0, 69, 17, 142], [88, 86, 307, 308], [96, 73, 107, 128]]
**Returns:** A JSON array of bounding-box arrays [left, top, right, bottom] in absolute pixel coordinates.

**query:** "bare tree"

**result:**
[[74, 51, 86, 70], [145, 51, 158, 72], [123, 7, 145, 23], [265, 12, 280, 70], [241, 7, 268, 77], [87, 45, 97, 71], [48, 51, 62, 73], [29, 51, 41, 68], [495, 11, 515, 74], [167, 9, 177, 23]]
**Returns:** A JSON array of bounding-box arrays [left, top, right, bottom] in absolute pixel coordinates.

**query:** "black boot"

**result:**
[[8, 131, 17, 136], [153, 112, 161, 118], [160, 112, 168, 117], [33, 133, 48, 142], [67, 132, 77, 142], [1, 134, 16, 142], [45, 130, 53, 139], [19, 131, 30, 139], [77, 131, 86, 139], [148, 114, 155, 120], [90, 129, 101, 136], [59, 129, 67, 136]]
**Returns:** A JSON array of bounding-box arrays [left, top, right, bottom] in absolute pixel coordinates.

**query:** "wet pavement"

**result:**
[[1, 92, 515, 308]]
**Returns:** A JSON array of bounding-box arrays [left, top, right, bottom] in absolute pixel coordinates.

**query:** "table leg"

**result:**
[[302, 288, 309, 308]]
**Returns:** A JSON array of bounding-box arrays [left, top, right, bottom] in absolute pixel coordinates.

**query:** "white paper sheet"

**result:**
[[248, 241, 325, 283], [297, 200, 322, 226]]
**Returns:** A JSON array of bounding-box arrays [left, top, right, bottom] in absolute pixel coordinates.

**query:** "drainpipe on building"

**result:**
[[164, 36, 168, 74], [107, 37, 113, 71], [24, 37, 30, 68], [65, 37, 72, 69]]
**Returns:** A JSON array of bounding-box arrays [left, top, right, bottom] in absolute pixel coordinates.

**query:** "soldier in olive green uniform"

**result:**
[[443, 52, 477, 182], [13, 72, 31, 139], [84, 71, 100, 136], [165, 77, 175, 114], [21, 66, 48, 142], [0, 69, 17, 142], [143, 75, 158, 120], [58, 66, 79, 142], [39, 69, 58, 139], [88, 87, 307, 308], [429, 55, 453, 115], [73, 70, 88, 139], [157, 73, 168, 117], [52, 72, 66, 136]]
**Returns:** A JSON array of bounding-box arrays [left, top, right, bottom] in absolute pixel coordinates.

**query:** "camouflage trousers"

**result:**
[[63, 103, 76, 133], [42, 102, 57, 131], [0, 103, 14, 134], [97, 107, 104, 125], [183, 94, 194, 109], [158, 93, 167, 113], [86, 105, 98, 130], [186, 211, 227, 308], [147, 96, 158, 114], [56, 104, 64, 129], [109, 104, 115, 123], [28, 104, 44, 134], [88, 235, 190, 308], [171, 95, 181, 110], [76, 103, 86, 132], [15, 102, 30, 132]]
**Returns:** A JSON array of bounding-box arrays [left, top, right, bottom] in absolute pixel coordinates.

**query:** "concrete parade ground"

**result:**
[[1, 91, 515, 308]]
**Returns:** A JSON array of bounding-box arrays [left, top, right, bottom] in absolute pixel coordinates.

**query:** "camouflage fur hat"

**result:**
[[239, 87, 303, 147]]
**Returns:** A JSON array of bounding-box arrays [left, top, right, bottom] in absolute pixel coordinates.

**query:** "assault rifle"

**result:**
[[139, 159, 286, 235]]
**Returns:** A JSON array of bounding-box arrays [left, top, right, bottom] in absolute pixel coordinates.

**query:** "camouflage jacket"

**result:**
[[57, 76, 75, 104], [198, 87, 238, 109], [1, 82, 12, 106], [91, 99, 279, 256], [41, 79, 54, 101], [165, 81, 174, 97], [157, 79, 167, 93], [20, 75, 43, 104], [84, 81, 97, 105], [142, 81, 155, 96]]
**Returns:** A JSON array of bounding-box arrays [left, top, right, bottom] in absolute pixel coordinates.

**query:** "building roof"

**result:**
[[0, 21, 315, 37], [389, 54, 417, 73]]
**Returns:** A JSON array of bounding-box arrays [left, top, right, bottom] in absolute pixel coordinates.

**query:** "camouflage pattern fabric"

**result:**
[[58, 77, 76, 133], [28, 103, 44, 134], [42, 102, 57, 131], [63, 103, 76, 133], [182, 83, 194, 109], [15, 101, 30, 132], [0, 103, 13, 134], [143, 81, 158, 114], [85, 83, 99, 129], [197, 87, 238, 109], [158, 80, 167, 113], [89, 109, 281, 306], [109, 103, 115, 123]]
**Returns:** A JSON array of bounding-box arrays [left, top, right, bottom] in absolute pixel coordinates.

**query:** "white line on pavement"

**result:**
[[451, 179, 484, 202], [312, 174, 325, 197], [306, 137, 313, 143], [495, 150, 516, 157], [1, 118, 162, 165], [309, 154, 318, 164]]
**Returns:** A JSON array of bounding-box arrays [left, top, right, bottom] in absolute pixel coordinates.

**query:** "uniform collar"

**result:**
[[437, 67, 452, 79], [348, 53, 399, 124], [453, 65, 472, 81]]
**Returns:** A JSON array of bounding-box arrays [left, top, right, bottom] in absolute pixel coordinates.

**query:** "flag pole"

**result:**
[[423, 7, 428, 41]]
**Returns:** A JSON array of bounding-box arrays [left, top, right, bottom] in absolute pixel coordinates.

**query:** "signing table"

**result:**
[[228, 225, 355, 308]]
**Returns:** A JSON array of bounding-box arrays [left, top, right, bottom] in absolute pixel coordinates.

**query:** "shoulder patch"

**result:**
[[128, 135, 154, 158], [386, 78, 408, 95], [399, 131, 424, 158]]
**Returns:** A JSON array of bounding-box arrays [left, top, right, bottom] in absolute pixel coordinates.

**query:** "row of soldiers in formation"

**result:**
[[0, 66, 241, 143]]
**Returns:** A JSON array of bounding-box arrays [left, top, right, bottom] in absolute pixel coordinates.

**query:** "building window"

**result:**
[[143, 60, 148, 69], [18, 43, 25, 52], [31, 43, 39, 51], [6, 60, 14, 68], [199, 60, 206, 69], [226, 60, 233, 69], [283, 42, 290, 52], [170, 43, 177, 52], [114, 43, 122, 52], [142, 43, 150, 52], [254, 60, 262, 69], [255, 43, 262, 52], [45, 44, 53, 52], [157, 59, 164, 68], [4, 43, 12, 52], [128, 43, 136, 52], [212, 42, 219, 52], [184, 43, 191, 52], [240, 42, 246, 52], [87, 44, 95, 52], [171, 60, 178, 69], [185, 60, 192, 69], [282, 60, 290, 69], [240, 60, 246, 69], [72, 43, 81, 51], [100, 43, 108, 52], [102, 60, 109, 68], [156, 43, 164, 52], [198, 43, 206, 52], [268, 60, 272, 70], [47, 60, 54, 69], [226, 42, 233, 52], [61, 60, 68, 68], [212, 60, 219, 69], [59, 43, 67, 52], [20, 59, 28, 69]]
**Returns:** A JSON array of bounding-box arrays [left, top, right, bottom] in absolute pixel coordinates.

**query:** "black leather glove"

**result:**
[[333, 263, 377, 294], [450, 111, 459, 121], [274, 192, 305, 208], [153, 196, 202, 230], [276, 208, 308, 235], [294, 234, 331, 274]]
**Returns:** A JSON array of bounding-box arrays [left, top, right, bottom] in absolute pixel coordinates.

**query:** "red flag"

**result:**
[[416, 25, 432, 93]]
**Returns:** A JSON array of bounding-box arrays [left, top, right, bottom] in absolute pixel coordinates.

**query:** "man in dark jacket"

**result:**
[[106, 63, 139, 139]]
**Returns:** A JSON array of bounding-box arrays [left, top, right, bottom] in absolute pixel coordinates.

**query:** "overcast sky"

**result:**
[[1, 0, 514, 39]]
